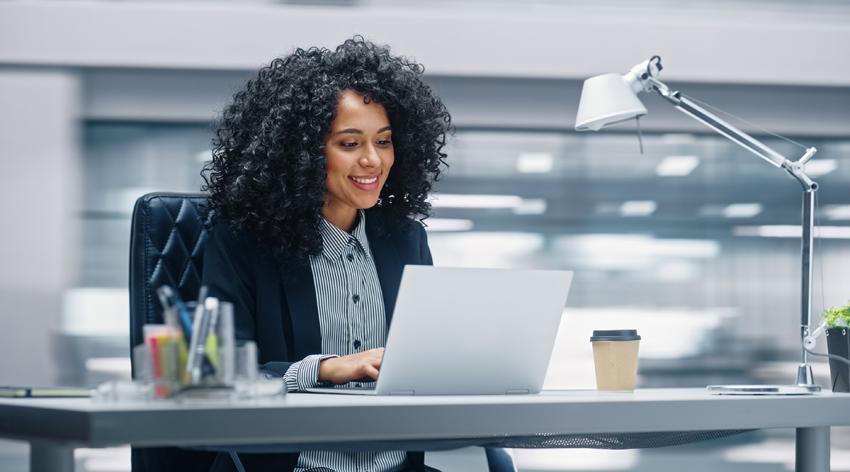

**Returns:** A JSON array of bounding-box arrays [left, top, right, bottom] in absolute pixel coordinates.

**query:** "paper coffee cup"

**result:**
[[590, 330, 641, 391]]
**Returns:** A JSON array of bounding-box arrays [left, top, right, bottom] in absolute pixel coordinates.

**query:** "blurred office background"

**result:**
[[2, 0, 850, 470]]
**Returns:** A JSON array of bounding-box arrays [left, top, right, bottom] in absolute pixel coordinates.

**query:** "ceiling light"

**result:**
[[429, 194, 523, 209], [568, 234, 719, 259], [514, 198, 547, 215], [734, 225, 850, 239], [656, 155, 700, 176], [723, 203, 762, 218], [517, 152, 554, 173], [619, 201, 656, 217], [423, 218, 474, 232], [823, 205, 850, 221], [429, 194, 547, 215], [426, 233, 544, 268]]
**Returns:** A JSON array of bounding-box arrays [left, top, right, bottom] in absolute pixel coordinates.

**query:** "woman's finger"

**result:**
[[362, 364, 380, 380]]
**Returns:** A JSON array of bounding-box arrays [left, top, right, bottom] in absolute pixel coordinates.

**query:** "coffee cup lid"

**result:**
[[590, 329, 641, 342]]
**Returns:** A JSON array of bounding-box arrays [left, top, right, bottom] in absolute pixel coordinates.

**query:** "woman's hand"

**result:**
[[318, 348, 384, 385]]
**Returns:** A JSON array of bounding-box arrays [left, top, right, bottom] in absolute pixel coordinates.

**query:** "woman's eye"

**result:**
[[377, 139, 393, 146], [341, 142, 358, 148]]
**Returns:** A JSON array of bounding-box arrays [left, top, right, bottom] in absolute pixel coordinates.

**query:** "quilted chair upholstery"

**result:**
[[129, 192, 211, 356], [129, 192, 216, 472]]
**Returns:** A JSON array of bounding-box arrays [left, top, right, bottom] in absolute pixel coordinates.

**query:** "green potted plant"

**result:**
[[824, 301, 850, 392]]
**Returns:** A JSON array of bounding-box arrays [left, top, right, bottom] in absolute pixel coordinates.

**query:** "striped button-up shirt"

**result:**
[[283, 210, 406, 472]]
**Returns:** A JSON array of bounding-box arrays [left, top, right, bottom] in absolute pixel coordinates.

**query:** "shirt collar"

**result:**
[[318, 210, 370, 262]]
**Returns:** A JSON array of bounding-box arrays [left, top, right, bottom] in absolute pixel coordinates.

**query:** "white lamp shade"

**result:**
[[575, 73, 648, 131]]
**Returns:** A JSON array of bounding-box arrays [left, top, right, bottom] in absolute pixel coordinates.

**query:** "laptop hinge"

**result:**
[[389, 390, 415, 396], [505, 388, 531, 395]]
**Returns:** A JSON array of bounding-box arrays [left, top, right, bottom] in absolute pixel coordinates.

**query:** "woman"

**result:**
[[200, 37, 451, 472]]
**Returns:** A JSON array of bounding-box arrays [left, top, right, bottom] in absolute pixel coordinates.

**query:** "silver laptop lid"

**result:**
[[375, 266, 573, 395]]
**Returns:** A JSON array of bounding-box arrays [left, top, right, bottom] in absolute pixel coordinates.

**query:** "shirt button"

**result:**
[[353, 339, 361, 349], [352, 294, 360, 303], [355, 383, 362, 388], [346, 253, 354, 262]]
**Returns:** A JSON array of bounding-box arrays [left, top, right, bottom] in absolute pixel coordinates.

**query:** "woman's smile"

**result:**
[[348, 174, 380, 189]]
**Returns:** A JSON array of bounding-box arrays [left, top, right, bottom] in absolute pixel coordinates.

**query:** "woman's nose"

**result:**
[[360, 144, 380, 167]]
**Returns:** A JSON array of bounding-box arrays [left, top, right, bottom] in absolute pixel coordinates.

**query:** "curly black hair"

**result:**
[[202, 36, 452, 261]]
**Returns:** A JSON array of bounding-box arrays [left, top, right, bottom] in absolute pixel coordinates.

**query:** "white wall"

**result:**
[[0, 68, 80, 386]]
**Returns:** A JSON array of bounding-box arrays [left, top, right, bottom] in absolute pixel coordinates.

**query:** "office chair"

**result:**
[[128, 192, 517, 472], [129, 192, 217, 472]]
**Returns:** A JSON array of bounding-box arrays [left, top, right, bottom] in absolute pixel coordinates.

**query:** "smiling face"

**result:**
[[322, 90, 395, 231]]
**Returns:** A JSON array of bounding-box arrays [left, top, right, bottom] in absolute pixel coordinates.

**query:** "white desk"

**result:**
[[1, 388, 849, 472]]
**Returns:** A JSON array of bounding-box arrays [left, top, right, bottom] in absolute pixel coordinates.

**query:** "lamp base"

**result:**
[[796, 362, 816, 385], [707, 384, 820, 395]]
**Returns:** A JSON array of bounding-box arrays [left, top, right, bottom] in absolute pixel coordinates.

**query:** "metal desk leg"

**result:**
[[30, 441, 74, 472], [796, 427, 830, 472]]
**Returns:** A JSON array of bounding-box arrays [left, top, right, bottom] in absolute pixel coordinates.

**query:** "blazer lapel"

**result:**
[[366, 211, 403, 326], [280, 258, 322, 358]]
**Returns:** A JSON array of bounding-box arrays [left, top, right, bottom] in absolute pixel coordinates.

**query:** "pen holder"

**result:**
[[127, 334, 267, 401], [135, 299, 237, 397]]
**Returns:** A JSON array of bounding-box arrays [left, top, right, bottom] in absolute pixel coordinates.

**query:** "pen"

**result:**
[[156, 286, 179, 328], [186, 287, 212, 383], [157, 285, 194, 340], [205, 298, 221, 370]]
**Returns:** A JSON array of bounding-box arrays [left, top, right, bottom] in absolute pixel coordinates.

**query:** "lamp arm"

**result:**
[[645, 77, 818, 192], [643, 76, 822, 383]]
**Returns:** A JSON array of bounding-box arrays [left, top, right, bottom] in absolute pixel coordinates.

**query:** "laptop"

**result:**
[[305, 265, 573, 396]]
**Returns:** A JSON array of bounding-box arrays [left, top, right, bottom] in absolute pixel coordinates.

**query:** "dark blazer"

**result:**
[[200, 208, 433, 471]]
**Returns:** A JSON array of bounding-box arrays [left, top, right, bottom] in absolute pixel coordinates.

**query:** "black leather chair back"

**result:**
[[129, 192, 211, 357], [129, 192, 217, 472]]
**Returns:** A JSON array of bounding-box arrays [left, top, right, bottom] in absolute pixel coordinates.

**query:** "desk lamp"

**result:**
[[575, 56, 820, 395]]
